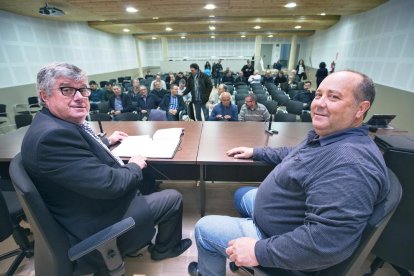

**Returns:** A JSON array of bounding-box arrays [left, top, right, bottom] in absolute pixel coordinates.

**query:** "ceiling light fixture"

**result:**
[[241, 35, 246, 38], [209, 15, 215, 18], [320, 13, 326, 16], [126, 7, 138, 13], [253, 25, 261, 29], [166, 27, 173, 31], [211, 35, 215, 38], [123, 28, 130, 32], [267, 34, 273, 38], [39, 3, 65, 16], [181, 36, 186, 39], [294, 25, 302, 29], [152, 36, 157, 40], [284, 2, 297, 8], [209, 26, 216, 30], [153, 17, 159, 20], [204, 4, 216, 10]]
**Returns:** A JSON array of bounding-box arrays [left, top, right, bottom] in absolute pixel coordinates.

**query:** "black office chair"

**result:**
[[256, 94, 269, 104], [97, 101, 110, 114], [274, 111, 296, 122], [117, 77, 125, 84], [235, 93, 249, 102], [99, 81, 107, 88], [236, 100, 245, 113], [89, 112, 112, 121], [0, 189, 34, 276], [148, 109, 168, 121], [369, 148, 414, 275], [9, 153, 137, 276], [0, 104, 8, 125], [231, 168, 402, 276], [14, 114, 33, 129], [273, 93, 290, 106], [300, 112, 312, 122], [113, 112, 140, 121], [262, 100, 278, 115], [286, 100, 304, 115], [288, 89, 301, 99], [27, 97, 41, 114]]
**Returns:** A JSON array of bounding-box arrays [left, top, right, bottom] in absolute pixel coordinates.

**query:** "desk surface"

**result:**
[[197, 122, 313, 164]]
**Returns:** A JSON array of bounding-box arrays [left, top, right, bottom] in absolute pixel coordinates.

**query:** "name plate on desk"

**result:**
[[112, 128, 184, 159]]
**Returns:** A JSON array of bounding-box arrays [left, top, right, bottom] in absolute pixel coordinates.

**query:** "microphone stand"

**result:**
[[265, 114, 278, 135]]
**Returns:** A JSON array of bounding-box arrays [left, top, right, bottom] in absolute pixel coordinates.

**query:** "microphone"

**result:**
[[95, 111, 106, 137], [265, 114, 278, 135]]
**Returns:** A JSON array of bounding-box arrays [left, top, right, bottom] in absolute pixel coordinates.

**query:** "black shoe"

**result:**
[[188, 262, 202, 276], [150, 238, 192, 261]]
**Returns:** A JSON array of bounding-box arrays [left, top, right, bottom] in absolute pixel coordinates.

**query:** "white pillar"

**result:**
[[288, 35, 298, 71], [134, 37, 143, 78], [161, 37, 168, 62], [254, 35, 262, 71]]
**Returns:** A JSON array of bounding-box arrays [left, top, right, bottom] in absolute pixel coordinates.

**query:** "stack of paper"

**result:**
[[112, 128, 184, 158]]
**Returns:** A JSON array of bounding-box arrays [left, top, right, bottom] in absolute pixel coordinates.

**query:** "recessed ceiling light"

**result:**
[[241, 35, 246, 38], [204, 4, 216, 10], [100, 19, 105, 21], [123, 28, 130, 32], [126, 7, 138, 13], [181, 36, 186, 39], [284, 2, 297, 8], [209, 15, 215, 18], [153, 17, 159, 20], [209, 26, 216, 30], [166, 27, 173, 31], [152, 36, 157, 40], [294, 25, 302, 29], [320, 13, 326, 16], [211, 35, 215, 39], [267, 34, 273, 38], [253, 25, 261, 29]]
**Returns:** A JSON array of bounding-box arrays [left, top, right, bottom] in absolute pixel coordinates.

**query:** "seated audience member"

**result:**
[[127, 78, 141, 106], [221, 71, 234, 84], [150, 74, 167, 90], [21, 63, 192, 273], [188, 70, 389, 276], [234, 71, 245, 84], [208, 84, 232, 111], [159, 84, 186, 121], [136, 85, 161, 120], [274, 70, 287, 86], [293, 80, 315, 110], [88, 80, 103, 110], [151, 80, 169, 102], [261, 70, 274, 84], [248, 70, 262, 84], [239, 94, 270, 122], [175, 71, 187, 84], [289, 69, 300, 83], [109, 84, 134, 118], [101, 81, 114, 101], [145, 70, 153, 79], [272, 59, 282, 71], [208, 92, 238, 121], [287, 73, 299, 90], [166, 73, 176, 89], [178, 79, 192, 103]]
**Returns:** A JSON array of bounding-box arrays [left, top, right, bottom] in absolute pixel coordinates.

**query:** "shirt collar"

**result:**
[[306, 125, 369, 146]]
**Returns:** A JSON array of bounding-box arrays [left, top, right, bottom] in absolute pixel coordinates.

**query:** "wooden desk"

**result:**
[[197, 122, 313, 215]]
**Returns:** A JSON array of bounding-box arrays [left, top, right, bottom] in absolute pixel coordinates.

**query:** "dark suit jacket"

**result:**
[[136, 93, 161, 113], [108, 93, 134, 113], [21, 108, 155, 268], [159, 94, 186, 120], [182, 72, 213, 104]]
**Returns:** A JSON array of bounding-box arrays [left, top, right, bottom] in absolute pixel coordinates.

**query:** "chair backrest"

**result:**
[[15, 114, 33, 128], [273, 93, 289, 106], [89, 112, 112, 121], [236, 100, 245, 113], [256, 94, 268, 104], [13, 103, 30, 115], [274, 111, 296, 122], [262, 100, 278, 114], [27, 96, 39, 106], [300, 112, 312, 122], [286, 100, 303, 115], [0, 104, 7, 118], [97, 101, 110, 113], [148, 109, 167, 121], [235, 93, 249, 102], [9, 153, 73, 276], [319, 168, 402, 276], [371, 148, 414, 270], [113, 112, 140, 121]]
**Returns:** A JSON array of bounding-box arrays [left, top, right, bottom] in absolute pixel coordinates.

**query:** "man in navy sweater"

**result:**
[[189, 70, 390, 275]]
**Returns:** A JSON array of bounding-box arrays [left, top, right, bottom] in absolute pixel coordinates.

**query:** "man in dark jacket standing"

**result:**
[[182, 63, 213, 121]]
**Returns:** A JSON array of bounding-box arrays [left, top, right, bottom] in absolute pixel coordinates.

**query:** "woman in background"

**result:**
[[295, 59, 306, 81], [315, 62, 328, 88]]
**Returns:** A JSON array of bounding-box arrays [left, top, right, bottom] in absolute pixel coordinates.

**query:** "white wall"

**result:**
[[0, 10, 138, 89], [299, 0, 414, 93]]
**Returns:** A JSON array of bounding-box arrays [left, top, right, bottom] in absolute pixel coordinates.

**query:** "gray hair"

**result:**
[[219, 91, 231, 101], [139, 85, 147, 90], [37, 62, 87, 106]]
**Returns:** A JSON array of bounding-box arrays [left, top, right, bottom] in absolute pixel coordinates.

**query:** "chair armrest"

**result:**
[[68, 217, 135, 274]]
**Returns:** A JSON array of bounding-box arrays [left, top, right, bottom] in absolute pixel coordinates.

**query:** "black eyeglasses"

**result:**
[[58, 87, 91, 97]]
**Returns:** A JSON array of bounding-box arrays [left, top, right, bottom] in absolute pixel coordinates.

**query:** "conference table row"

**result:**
[[0, 121, 401, 216]]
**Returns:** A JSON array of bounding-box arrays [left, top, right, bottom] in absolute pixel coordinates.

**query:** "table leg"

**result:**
[[199, 164, 206, 217]]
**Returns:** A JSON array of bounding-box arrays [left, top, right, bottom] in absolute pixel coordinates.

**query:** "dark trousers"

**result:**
[[143, 189, 183, 252]]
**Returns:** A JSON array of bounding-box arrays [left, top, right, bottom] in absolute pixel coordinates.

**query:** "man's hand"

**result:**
[[169, 109, 177, 115], [216, 114, 223, 119], [224, 115, 231, 120], [128, 155, 147, 169], [226, 237, 259, 267], [108, 131, 128, 145], [141, 109, 147, 114], [226, 147, 254, 159]]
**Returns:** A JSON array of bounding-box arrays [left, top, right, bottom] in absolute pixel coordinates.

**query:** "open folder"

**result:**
[[111, 128, 184, 159]]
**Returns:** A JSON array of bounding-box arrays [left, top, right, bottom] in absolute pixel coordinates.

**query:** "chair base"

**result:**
[[0, 249, 28, 276]]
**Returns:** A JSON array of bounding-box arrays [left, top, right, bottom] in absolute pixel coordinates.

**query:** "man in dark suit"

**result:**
[[150, 80, 168, 102], [293, 80, 315, 110], [182, 63, 213, 121], [108, 84, 135, 120], [159, 84, 186, 121], [21, 63, 191, 273], [136, 85, 161, 120]]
